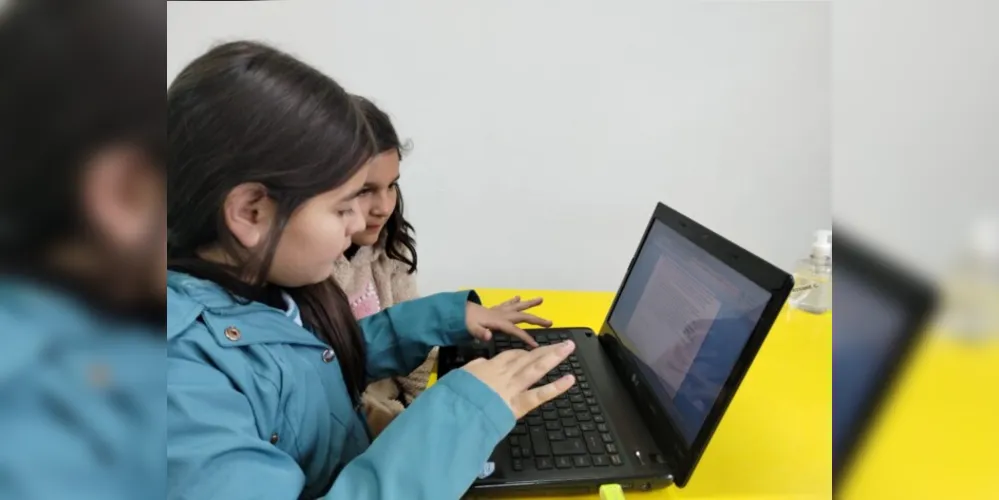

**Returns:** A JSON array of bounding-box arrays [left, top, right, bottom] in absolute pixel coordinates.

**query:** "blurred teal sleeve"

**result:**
[[0, 387, 150, 499], [0, 337, 165, 500], [360, 290, 479, 380], [324, 369, 515, 499]]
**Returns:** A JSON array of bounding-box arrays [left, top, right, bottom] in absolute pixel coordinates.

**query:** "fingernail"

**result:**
[[562, 340, 575, 351]]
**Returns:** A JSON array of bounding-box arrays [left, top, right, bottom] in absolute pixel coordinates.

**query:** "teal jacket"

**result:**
[[0, 278, 165, 499], [167, 271, 515, 499]]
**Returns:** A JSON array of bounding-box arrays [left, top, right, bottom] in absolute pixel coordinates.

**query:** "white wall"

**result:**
[[168, 0, 830, 294], [833, 0, 999, 278]]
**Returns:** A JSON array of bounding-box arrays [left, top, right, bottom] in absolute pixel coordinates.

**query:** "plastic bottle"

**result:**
[[790, 230, 832, 314], [936, 216, 999, 340]]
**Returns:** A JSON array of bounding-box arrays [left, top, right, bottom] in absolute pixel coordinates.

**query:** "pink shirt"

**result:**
[[348, 279, 382, 319]]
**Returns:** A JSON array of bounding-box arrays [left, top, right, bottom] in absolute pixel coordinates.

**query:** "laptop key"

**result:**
[[580, 383, 590, 390], [521, 447, 532, 458], [586, 398, 597, 405], [529, 426, 552, 456], [568, 387, 581, 395], [583, 433, 603, 454], [577, 412, 592, 422], [592, 455, 610, 467], [560, 333, 569, 340], [551, 437, 587, 455], [589, 406, 601, 415], [601, 433, 614, 443], [512, 448, 522, 458], [512, 459, 524, 471], [580, 422, 596, 432], [508, 436, 520, 447], [573, 455, 590, 467], [547, 431, 565, 441], [558, 408, 573, 418], [565, 427, 581, 438], [542, 402, 556, 411], [597, 424, 609, 433], [569, 395, 584, 403], [583, 390, 594, 397], [560, 418, 575, 428], [536, 457, 553, 470], [606, 443, 618, 454], [542, 411, 558, 421], [512, 424, 527, 435], [527, 416, 543, 426], [555, 456, 573, 469], [572, 403, 587, 413], [593, 415, 606, 423], [545, 421, 560, 431], [610, 454, 623, 466]]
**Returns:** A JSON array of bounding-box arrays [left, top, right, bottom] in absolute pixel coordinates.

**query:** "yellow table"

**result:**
[[839, 333, 999, 500], [431, 289, 832, 499]]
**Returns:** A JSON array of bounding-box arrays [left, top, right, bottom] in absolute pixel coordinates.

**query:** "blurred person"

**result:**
[[335, 95, 543, 436], [0, 0, 165, 498]]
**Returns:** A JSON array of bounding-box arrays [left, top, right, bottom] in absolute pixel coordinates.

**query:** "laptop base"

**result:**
[[438, 328, 674, 497]]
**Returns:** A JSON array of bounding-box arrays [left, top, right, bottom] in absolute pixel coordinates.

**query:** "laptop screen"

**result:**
[[608, 220, 772, 443]]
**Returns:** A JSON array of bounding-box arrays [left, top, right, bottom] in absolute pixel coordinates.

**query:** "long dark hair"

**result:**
[[167, 41, 374, 405], [349, 96, 418, 274]]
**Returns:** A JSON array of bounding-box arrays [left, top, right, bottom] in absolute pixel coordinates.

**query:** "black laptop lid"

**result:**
[[831, 228, 936, 487], [598, 203, 794, 487]]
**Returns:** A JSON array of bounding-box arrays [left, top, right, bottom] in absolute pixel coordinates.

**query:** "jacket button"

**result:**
[[224, 326, 241, 341], [322, 349, 335, 363], [270, 433, 279, 444]]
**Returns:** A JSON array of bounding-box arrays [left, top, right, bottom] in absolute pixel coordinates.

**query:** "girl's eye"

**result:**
[[337, 208, 354, 217]]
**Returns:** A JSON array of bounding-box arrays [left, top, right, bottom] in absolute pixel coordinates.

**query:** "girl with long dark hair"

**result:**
[[166, 41, 576, 499]]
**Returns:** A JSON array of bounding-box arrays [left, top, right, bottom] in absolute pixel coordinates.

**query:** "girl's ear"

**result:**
[[223, 182, 276, 249]]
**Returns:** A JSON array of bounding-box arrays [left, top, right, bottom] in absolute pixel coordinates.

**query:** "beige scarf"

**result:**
[[331, 245, 436, 437]]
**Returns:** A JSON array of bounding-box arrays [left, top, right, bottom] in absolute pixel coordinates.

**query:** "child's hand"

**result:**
[[466, 300, 552, 347], [462, 340, 576, 419], [491, 295, 543, 313]]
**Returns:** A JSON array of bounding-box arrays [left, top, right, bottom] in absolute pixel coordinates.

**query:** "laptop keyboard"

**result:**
[[493, 332, 624, 472]]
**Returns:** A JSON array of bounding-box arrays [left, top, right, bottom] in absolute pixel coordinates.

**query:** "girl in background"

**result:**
[[336, 96, 543, 436]]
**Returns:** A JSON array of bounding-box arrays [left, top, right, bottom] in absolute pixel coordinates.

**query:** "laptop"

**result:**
[[437, 202, 795, 496], [831, 228, 937, 490]]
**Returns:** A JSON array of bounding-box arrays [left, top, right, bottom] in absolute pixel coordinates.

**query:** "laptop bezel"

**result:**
[[597, 202, 794, 488], [831, 227, 936, 486]]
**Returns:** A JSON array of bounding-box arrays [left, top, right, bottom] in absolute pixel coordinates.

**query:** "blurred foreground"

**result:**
[[0, 0, 165, 498], [833, 0, 999, 497]]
